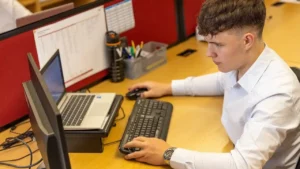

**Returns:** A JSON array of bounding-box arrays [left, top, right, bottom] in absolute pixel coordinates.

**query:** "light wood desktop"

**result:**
[[0, 38, 232, 169], [1, 1, 300, 168]]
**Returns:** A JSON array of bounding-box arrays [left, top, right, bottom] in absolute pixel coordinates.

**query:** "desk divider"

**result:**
[[0, 0, 199, 130]]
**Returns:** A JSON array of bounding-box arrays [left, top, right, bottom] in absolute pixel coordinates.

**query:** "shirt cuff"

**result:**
[[171, 80, 186, 96], [170, 148, 237, 169], [170, 148, 195, 169]]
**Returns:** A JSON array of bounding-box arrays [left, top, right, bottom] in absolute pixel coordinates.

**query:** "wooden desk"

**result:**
[[264, 1, 300, 65], [0, 38, 232, 169], [1, 0, 300, 168]]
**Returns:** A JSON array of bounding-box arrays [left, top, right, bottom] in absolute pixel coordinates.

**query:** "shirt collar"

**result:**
[[237, 45, 274, 93]]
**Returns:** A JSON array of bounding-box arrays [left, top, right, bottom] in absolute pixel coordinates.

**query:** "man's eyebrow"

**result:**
[[208, 41, 222, 45]]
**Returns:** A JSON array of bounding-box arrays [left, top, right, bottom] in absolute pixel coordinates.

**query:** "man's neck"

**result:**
[[237, 41, 265, 81]]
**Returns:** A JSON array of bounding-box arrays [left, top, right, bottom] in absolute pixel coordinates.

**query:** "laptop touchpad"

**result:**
[[88, 103, 110, 116]]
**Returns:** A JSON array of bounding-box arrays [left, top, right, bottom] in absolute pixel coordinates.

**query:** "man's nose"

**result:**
[[206, 45, 216, 58]]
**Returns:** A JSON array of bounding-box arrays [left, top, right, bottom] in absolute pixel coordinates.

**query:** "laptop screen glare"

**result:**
[[42, 53, 65, 103]]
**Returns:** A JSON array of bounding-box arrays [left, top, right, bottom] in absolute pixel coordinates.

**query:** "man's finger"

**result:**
[[124, 139, 145, 149], [129, 83, 147, 91], [125, 150, 145, 160], [133, 136, 147, 141]]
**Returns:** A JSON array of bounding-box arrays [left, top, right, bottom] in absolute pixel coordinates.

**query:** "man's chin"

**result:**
[[217, 66, 231, 73]]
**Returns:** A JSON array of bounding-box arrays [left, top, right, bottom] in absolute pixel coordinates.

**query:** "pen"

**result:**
[[131, 40, 136, 54], [135, 46, 140, 58], [140, 41, 144, 49], [130, 46, 135, 58], [137, 48, 142, 58], [122, 47, 131, 59]]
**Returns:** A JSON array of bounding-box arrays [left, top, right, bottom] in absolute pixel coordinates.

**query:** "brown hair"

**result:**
[[198, 0, 266, 38]]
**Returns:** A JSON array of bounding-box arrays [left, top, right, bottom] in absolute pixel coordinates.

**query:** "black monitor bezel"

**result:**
[[27, 53, 71, 169]]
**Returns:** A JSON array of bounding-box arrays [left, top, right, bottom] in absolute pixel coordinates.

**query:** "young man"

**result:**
[[0, 0, 31, 34], [123, 0, 300, 168]]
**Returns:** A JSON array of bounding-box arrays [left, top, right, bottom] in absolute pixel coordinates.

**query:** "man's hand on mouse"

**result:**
[[128, 81, 172, 98], [123, 136, 171, 165]]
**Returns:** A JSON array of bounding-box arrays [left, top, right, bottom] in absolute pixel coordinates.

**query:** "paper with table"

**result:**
[[34, 6, 109, 87]]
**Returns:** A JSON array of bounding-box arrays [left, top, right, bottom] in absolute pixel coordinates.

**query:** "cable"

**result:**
[[10, 126, 32, 135], [0, 139, 33, 152], [1, 130, 34, 150], [10, 121, 31, 135], [0, 137, 33, 169], [0, 148, 39, 162], [103, 139, 121, 146], [103, 107, 126, 146], [0, 137, 43, 168], [115, 107, 125, 121], [0, 158, 43, 169]]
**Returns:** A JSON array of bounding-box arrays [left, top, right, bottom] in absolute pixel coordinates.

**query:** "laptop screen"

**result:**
[[42, 51, 65, 104]]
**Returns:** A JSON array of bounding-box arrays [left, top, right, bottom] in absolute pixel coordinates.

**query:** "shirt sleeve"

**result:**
[[170, 94, 300, 169], [171, 72, 225, 96], [0, 0, 31, 18], [13, 0, 32, 18]]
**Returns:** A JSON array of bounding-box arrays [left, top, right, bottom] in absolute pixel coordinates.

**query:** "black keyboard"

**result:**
[[119, 98, 173, 154], [61, 95, 95, 126]]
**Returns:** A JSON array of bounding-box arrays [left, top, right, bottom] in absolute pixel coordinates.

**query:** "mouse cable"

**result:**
[[115, 107, 126, 121], [103, 139, 121, 146]]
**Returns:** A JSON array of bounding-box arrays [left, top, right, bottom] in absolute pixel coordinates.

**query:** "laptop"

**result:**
[[36, 49, 116, 130]]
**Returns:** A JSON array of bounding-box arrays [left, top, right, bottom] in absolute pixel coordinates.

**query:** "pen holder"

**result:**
[[124, 41, 167, 79]]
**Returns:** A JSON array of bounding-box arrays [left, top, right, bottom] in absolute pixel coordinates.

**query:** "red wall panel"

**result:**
[[183, 0, 204, 37], [105, 0, 178, 45]]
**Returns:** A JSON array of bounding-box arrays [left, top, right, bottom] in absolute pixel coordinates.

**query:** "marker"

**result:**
[[131, 40, 136, 54]]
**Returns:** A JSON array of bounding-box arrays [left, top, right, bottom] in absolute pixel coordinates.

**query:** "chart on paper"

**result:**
[[105, 0, 135, 34], [34, 6, 109, 87]]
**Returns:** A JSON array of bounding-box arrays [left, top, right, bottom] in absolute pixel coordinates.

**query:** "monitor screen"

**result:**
[[41, 50, 65, 104], [26, 53, 71, 169]]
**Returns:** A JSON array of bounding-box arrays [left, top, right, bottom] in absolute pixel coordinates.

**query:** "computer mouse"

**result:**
[[126, 88, 148, 100]]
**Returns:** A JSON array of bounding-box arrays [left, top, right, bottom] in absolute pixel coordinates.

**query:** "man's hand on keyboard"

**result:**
[[128, 81, 172, 98], [124, 136, 171, 165]]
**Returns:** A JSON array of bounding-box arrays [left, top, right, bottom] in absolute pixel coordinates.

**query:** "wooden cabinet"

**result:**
[[19, 0, 96, 13], [19, 0, 81, 13], [18, 0, 41, 12]]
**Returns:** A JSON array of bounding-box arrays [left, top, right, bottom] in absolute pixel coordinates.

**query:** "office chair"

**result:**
[[292, 66, 300, 169], [291, 67, 300, 82]]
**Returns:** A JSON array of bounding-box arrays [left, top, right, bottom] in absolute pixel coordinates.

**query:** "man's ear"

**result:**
[[243, 33, 255, 50]]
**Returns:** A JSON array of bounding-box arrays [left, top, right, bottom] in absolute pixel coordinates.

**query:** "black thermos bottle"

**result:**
[[106, 31, 125, 82]]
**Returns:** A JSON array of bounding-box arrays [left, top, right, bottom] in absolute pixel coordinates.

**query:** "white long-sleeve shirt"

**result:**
[[170, 45, 300, 169], [0, 0, 31, 34]]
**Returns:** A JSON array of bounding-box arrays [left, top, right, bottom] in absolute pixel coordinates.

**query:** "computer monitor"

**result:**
[[23, 81, 66, 169], [23, 53, 71, 169]]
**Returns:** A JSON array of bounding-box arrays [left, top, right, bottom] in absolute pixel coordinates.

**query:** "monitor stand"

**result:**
[[37, 161, 46, 169]]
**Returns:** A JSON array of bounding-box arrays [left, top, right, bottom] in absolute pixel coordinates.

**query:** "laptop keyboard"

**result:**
[[61, 95, 95, 126]]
